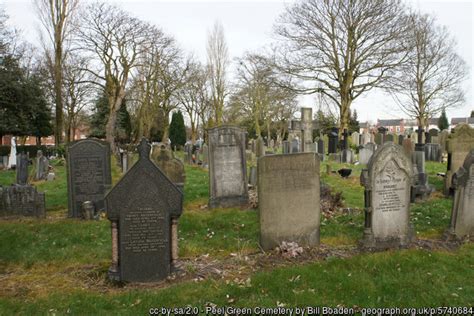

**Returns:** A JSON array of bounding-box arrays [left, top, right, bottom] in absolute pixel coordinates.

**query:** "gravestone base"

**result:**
[[361, 225, 415, 250], [413, 173, 434, 200], [0, 185, 46, 218], [209, 195, 249, 209]]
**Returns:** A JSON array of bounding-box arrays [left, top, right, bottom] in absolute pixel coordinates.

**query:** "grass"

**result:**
[[0, 153, 471, 313]]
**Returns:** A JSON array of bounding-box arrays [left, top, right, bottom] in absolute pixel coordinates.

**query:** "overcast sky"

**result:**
[[3, 0, 473, 123]]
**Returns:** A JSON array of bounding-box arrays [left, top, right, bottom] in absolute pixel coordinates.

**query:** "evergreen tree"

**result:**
[[169, 111, 186, 149], [348, 109, 360, 133], [116, 101, 132, 144], [438, 109, 449, 131], [89, 92, 109, 139]]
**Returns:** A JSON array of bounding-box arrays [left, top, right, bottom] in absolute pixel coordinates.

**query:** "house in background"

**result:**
[[450, 117, 474, 130]]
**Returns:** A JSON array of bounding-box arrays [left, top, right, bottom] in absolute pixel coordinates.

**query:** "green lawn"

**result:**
[[1, 154, 471, 314]]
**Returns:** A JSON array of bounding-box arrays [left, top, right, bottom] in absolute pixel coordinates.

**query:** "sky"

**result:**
[[3, 0, 473, 124]]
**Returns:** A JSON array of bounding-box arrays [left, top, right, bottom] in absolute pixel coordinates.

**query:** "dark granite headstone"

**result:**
[[0, 185, 45, 218], [328, 128, 339, 154], [106, 138, 183, 283], [317, 139, 325, 155], [67, 139, 112, 218], [16, 153, 29, 185], [398, 135, 404, 146]]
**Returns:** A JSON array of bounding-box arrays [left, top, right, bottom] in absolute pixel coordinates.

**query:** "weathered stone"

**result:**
[[448, 150, 474, 238], [106, 138, 183, 283], [35, 150, 49, 181], [7, 137, 17, 169], [67, 139, 112, 218], [201, 143, 209, 168], [282, 141, 290, 154], [402, 137, 414, 156], [362, 132, 371, 145], [444, 124, 474, 195], [248, 166, 257, 188], [208, 126, 248, 208], [0, 185, 45, 218], [425, 143, 441, 162], [359, 145, 374, 165], [360, 143, 414, 249], [342, 149, 354, 163], [374, 133, 383, 145], [301, 107, 314, 152], [151, 145, 186, 192], [352, 132, 360, 147], [258, 153, 320, 250], [256, 136, 265, 158], [291, 138, 300, 153], [16, 153, 29, 185], [328, 128, 338, 153], [398, 134, 404, 146]]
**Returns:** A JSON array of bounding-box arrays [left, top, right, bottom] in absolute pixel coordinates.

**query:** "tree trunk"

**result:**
[[54, 38, 63, 146], [339, 95, 351, 136], [191, 120, 196, 143], [36, 136, 41, 146]]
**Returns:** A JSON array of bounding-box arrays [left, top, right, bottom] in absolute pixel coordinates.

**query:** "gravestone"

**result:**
[[291, 138, 300, 153], [438, 130, 449, 154], [248, 166, 257, 188], [269, 139, 275, 151], [67, 139, 112, 218], [410, 132, 418, 144], [360, 143, 414, 249], [151, 145, 186, 192], [328, 129, 338, 154], [184, 143, 193, 164], [259, 153, 320, 250], [301, 107, 313, 152], [362, 132, 371, 145], [202, 143, 209, 168], [429, 129, 439, 144], [444, 124, 474, 195], [385, 133, 394, 143], [256, 136, 265, 158], [402, 137, 414, 156], [425, 143, 441, 162], [35, 150, 49, 181], [342, 149, 354, 164], [106, 138, 183, 282], [282, 141, 290, 154], [351, 132, 360, 147], [0, 185, 45, 218], [359, 145, 374, 165], [208, 126, 248, 208], [374, 133, 383, 146], [16, 153, 29, 185], [7, 136, 17, 169], [447, 150, 474, 238]]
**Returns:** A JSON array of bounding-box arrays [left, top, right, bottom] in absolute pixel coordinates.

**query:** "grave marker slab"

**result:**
[[448, 150, 474, 238], [259, 153, 320, 250], [151, 145, 186, 191], [208, 126, 248, 208], [106, 138, 183, 282], [67, 139, 112, 218], [360, 143, 414, 249]]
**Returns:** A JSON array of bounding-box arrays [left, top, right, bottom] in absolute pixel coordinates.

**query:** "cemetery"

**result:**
[[0, 0, 473, 314]]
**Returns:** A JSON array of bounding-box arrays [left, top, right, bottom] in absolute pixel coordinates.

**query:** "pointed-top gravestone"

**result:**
[[447, 149, 474, 238], [360, 143, 414, 249], [66, 139, 112, 218], [106, 138, 183, 283]]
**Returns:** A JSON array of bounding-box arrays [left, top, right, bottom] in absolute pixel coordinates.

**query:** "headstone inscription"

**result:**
[[444, 124, 474, 195], [151, 145, 186, 192], [360, 143, 414, 249], [447, 150, 474, 238], [208, 126, 248, 208], [67, 139, 112, 218], [35, 150, 49, 181], [258, 153, 320, 250], [106, 138, 183, 282]]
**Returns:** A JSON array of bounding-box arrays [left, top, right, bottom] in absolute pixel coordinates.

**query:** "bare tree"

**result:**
[[128, 27, 186, 142], [274, 0, 409, 132], [230, 52, 298, 139], [177, 58, 209, 143], [206, 21, 229, 126], [35, 0, 79, 145], [63, 55, 95, 142], [75, 2, 149, 152], [390, 13, 467, 128]]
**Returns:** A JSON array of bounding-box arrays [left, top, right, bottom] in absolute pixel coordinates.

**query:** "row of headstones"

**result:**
[[103, 130, 474, 283], [184, 143, 209, 168]]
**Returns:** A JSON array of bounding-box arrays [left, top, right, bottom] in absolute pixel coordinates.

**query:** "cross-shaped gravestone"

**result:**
[[106, 138, 183, 282]]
